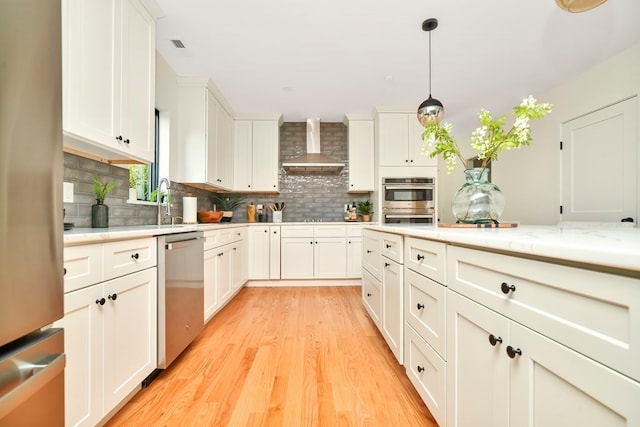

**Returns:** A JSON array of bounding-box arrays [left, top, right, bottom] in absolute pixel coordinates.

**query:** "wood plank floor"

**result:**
[[107, 286, 437, 427]]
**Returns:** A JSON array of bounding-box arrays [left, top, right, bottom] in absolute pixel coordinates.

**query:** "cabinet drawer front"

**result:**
[[281, 225, 313, 238], [362, 231, 382, 280], [405, 325, 446, 427], [313, 224, 346, 237], [203, 230, 220, 250], [347, 225, 363, 237], [362, 269, 381, 327], [405, 268, 446, 359], [448, 245, 640, 381], [405, 237, 446, 284], [103, 238, 157, 280], [64, 244, 103, 293], [381, 232, 403, 264], [217, 228, 237, 247], [232, 227, 247, 242]]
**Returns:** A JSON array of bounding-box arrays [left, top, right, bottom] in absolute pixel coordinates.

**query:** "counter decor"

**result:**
[[91, 177, 116, 228], [212, 194, 245, 222], [421, 96, 552, 224]]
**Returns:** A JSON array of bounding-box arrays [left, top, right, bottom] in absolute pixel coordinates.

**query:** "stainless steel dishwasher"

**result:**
[[149, 231, 204, 384]]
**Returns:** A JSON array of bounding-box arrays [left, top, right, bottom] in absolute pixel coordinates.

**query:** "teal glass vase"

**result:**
[[451, 168, 505, 224]]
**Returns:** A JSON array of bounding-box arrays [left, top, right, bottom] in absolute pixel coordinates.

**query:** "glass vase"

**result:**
[[451, 168, 505, 224], [91, 199, 109, 228]]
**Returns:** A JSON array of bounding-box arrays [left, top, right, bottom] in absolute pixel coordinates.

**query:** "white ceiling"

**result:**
[[155, 0, 640, 135]]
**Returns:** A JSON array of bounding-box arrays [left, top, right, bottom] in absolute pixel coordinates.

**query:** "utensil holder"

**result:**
[[272, 211, 282, 223]]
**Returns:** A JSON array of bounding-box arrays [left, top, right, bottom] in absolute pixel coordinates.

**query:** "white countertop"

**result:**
[[365, 224, 640, 274]]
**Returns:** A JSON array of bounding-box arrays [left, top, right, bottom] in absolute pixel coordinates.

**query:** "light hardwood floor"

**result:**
[[107, 286, 437, 427]]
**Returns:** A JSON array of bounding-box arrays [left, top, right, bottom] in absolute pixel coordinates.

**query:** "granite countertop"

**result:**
[[364, 223, 640, 274], [63, 221, 368, 246]]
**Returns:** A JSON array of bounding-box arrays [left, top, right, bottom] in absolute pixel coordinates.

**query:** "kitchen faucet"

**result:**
[[157, 177, 171, 225]]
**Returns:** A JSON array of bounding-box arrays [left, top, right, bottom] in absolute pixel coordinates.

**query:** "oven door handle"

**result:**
[[384, 186, 432, 191]]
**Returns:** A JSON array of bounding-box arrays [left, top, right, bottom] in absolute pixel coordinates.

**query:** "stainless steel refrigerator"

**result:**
[[0, 1, 65, 425]]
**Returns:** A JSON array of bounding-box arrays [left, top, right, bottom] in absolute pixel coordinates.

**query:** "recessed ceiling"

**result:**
[[155, 0, 640, 135]]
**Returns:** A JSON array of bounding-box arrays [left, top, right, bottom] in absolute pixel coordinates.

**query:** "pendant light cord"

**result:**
[[428, 30, 432, 97]]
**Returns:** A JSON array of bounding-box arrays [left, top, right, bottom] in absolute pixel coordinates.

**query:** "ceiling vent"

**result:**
[[171, 39, 186, 48], [282, 118, 345, 174]]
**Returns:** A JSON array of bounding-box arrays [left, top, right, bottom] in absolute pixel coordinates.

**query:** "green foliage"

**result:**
[[422, 96, 553, 173], [357, 200, 373, 215], [92, 176, 116, 201], [212, 194, 245, 211]]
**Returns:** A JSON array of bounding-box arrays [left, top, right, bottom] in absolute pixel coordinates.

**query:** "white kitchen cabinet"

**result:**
[[346, 237, 362, 278], [62, 0, 158, 163], [280, 225, 347, 279], [234, 117, 282, 193], [58, 238, 157, 427], [247, 225, 281, 281], [362, 268, 382, 328], [362, 229, 382, 281], [203, 247, 219, 321], [176, 78, 234, 190], [231, 240, 246, 291], [280, 236, 315, 278], [375, 109, 436, 168], [269, 226, 281, 280], [344, 115, 374, 192]]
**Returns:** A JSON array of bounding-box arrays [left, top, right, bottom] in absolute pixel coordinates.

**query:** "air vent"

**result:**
[[171, 39, 185, 48]]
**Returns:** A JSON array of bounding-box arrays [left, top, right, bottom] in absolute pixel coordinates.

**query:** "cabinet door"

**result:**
[[314, 237, 347, 278], [346, 237, 362, 278], [348, 119, 374, 191], [446, 290, 509, 427], [405, 268, 446, 359], [378, 113, 410, 166], [206, 90, 218, 186], [362, 230, 382, 281], [231, 241, 246, 291], [408, 118, 435, 166], [362, 268, 382, 328], [281, 238, 314, 279], [63, 0, 119, 148], [269, 226, 281, 279], [119, 0, 155, 162], [204, 248, 219, 321], [102, 268, 157, 413], [217, 245, 233, 305], [248, 226, 270, 280], [233, 120, 253, 191], [510, 322, 640, 427], [215, 106, 233, 189], [382, 257, 404, 364], [55, 284, 104, 427], [251, 120, 280, 192]]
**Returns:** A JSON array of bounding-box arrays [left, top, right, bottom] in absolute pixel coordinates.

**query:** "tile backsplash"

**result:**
[[63, 122, 371, 226]]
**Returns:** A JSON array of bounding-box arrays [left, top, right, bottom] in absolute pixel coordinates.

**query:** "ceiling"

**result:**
[[155, 0, 640, 135]]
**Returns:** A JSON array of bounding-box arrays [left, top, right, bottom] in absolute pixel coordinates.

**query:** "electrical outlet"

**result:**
[[63, 182, 74, 203]]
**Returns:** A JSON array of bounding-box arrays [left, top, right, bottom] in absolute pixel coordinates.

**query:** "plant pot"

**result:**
[[128, 188, 137, 201], [91, 200, 109, 228], [361, 214, 371, 222], [221, 211, 233, 222], [451, 168, 505, 224]]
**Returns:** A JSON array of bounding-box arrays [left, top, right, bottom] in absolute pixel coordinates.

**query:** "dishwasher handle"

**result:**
[[165, 236, 202, 251]]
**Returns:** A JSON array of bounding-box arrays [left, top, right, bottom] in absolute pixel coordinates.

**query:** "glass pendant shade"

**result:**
[[417, 95, 444, 126], [555, 0, 607, 12]]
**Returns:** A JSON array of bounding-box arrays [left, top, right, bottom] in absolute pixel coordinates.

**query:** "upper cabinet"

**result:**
[[375, 109, 436, 168], [344, 115, 375, 192], [233, 115, 282, 193], [175, 78, 235, 191], [62, 0, 160, 163]]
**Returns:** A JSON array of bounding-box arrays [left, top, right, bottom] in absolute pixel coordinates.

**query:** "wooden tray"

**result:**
[[439, 222, 518, 228]]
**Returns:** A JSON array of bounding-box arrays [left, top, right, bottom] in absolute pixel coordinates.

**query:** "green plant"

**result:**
[[212, 194, 245, 211], [421, 96, 553, 173], [148, 188, 168, 203], [92, 177, 116, 201], [357, 200, 373, 215]]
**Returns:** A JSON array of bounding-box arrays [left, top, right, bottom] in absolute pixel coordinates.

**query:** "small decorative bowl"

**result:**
[[197, 211, 223, 223]]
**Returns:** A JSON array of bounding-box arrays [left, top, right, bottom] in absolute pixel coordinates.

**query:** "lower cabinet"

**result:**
[[280, 225, 348, 279], [381, 254, 403, 364], [56, 267, 157, 427]]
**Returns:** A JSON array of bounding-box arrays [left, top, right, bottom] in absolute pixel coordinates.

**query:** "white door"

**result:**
[[561, 97, 637, 223]]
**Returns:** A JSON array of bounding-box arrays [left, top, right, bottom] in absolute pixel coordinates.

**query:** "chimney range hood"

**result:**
[[282, 118, 345, 174]]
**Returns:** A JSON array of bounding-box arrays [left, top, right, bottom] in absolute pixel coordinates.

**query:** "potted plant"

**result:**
[[92, 176, 116, 228], [357, 200, 373, 222], [212, 194, 245, 222]]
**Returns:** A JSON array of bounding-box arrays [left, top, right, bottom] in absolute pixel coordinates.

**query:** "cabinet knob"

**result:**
[[506, 345, 522, 359], [410, 159, 414, 163], [264, 230, 268, 233], [500, 282, 516, 294], [488, 334, 503, 346], [417, 303, 425, 310], [273, 231, 277, 234], [123, 138, 130, 145], [405, 159, 409, 163], [108, 293, 117, 301], [367, 292, 372, 297], [95, 298, 106, 306], [366, 250, 372, 254], [273, 185, 276, 188], [385, 244, 391, 249], [417, 365, 425, 373], [348, 240, 352, 244], [63, 267, 67, 276], [116, 135, 123, 141], [248, 184, 251, 188], [131, 253, 139, 260], [384, 262, 391, 267], [416, 254, 424, 261]]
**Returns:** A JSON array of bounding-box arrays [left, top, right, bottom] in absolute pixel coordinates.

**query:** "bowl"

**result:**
[[197, 211, 223, 223]]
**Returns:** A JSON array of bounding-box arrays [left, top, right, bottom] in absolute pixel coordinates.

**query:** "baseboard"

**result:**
[[246, 278, 362, 287]]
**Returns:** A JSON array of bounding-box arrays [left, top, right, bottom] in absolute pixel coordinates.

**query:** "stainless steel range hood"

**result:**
[[282, 118, 345, 174]]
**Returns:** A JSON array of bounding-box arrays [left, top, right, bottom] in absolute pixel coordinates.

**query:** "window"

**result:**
[[128, 109, 160, 201]]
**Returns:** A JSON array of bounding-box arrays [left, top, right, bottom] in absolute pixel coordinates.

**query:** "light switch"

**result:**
[[63, 182, 74, 203]]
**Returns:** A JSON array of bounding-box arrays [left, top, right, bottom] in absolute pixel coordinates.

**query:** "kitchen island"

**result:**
[[361, 222, 640, 427]]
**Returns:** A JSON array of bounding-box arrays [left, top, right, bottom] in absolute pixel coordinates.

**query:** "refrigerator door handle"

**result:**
[[0, 353, 65, 419]]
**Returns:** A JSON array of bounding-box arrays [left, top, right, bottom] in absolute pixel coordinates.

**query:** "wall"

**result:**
[[436, 43, 640, 225]]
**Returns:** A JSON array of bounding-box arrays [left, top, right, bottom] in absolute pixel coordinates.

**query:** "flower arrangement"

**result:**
[[421, 96, 553, 173]]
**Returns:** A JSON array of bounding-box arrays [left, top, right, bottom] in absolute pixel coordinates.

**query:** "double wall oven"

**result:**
[[382, 177, 435, 224]]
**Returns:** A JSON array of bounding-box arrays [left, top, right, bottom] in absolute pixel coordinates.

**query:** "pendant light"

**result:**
[[555, 0, 607, 13], [417, 18, 444, 126]]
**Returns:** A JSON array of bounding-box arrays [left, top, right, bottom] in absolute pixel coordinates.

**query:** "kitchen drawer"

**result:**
[[63, 244, 102, 293], [405, 237, 446, 285], [232, 227, 247, 242], [281, 225, 313, 238], [405, 268, 446, 359], [203, 230, 220, 250], [362, 268, 381, 328], [217, 226, 244, 247], [405, 324, 446, 427], [347, 225, 363, 237], [362, 230, 382, 280], [381, 232, 403, 264], [103, 237, 157, 280], [313, 224, 347, 237], [447, 244, 640, 382]]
